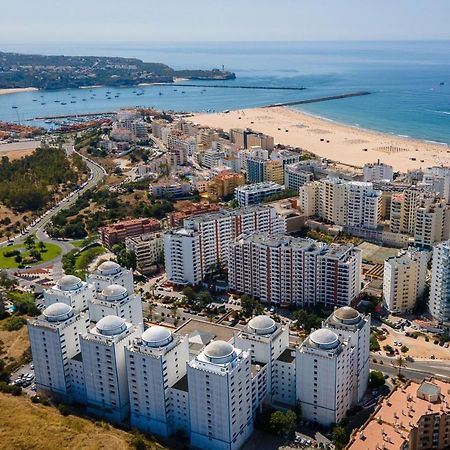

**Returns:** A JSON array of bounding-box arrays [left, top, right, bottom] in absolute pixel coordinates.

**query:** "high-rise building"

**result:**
[[423, 166, 450, 203], [228, 233, 361, 308], [88, 284, 143, 325], [43, 274, 94, 312], [383, 249, 429, 314], [80, 315, 141, 422], [28, 303, 89, 399], [230, 128, 274, 151], [296, 328, 355, 426], [414, 199, 450, 248], [164, 207, 285, 285], [87, 260, 134, 294], [188, 340, 254, 450], [126, 326, 190, 437], [363, 161, 393, 182], [323, 307, 370, 403], [285, 165, 314, 192], [430, 240, 450, 326], [299, 181, 320, 216]]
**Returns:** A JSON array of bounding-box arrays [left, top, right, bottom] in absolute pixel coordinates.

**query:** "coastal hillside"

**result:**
[[0, 51, 236, 89]]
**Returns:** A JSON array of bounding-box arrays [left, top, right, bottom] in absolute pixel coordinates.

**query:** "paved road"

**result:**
[[1, 140, 106, 276], [371, 353, 450, 382]]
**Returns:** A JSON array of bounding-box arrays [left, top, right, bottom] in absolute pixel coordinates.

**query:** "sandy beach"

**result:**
[[0, 87, 38, 96], [0, 140, 40, 160], [191, 107, 450, 171]]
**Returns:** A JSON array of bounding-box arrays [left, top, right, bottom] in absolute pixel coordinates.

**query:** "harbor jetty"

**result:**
[[266, 91, 370, 107]]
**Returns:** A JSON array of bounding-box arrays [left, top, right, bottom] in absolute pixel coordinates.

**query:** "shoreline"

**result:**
[[190, 106, 450, 171], [0, 87, 39, 96]]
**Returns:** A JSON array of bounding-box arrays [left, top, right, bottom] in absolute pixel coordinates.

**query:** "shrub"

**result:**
[[2, 316, 27, 331], [57, 403, 70, 416], [368, 370, 385, 388]]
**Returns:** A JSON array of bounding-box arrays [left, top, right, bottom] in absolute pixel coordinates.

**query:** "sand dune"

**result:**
[[191, 107, 450, 171]]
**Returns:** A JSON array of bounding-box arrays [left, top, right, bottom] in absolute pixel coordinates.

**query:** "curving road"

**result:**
[[1, 140, 106, 275]]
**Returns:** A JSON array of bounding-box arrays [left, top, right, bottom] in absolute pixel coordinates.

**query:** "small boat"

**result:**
[[440, 82, 445, 86], [32, 99, 38, 102], [181, 91, 186, 94], [70, 101, 76, 103], [41, 103, 46, 105], [54, 100, 60, 103], [106, 91, 111, 94], [11, 106, 18, 109], [61, 102, 67, 105], [115, 95, 119, 98], [82, 99, 87, 101], [158, 92, 163, 96]]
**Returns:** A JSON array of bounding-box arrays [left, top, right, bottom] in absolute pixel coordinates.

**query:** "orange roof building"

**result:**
[[347, 378, 450, 450]]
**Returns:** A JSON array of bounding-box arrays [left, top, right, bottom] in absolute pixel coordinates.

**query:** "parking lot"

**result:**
[[10, 362, 36, 395]]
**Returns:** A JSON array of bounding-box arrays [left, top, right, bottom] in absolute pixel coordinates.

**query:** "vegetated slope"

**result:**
[[0, 393, 165, 450]]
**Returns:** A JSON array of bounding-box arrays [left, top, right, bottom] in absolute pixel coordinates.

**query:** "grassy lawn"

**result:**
[[75, 245, 105, 271], [0, 243, 62, 269], [69, 239, 86, 248], [0, 393, 165, 450]]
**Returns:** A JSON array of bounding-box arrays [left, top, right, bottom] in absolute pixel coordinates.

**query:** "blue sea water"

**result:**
[[0, 41, 449, 142]]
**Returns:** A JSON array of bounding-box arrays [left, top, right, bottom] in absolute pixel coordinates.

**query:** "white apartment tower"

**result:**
[[80, 315, 141, 422], [87, 260, 134, 295], [363, 161, 393, 182], [28, 303, 89, 398], [43, 274, 94, 311], [323, 307, 370, 403], [126, 326, 190, 437], [234, 316, 289, 404], [88, 284, 143, 325], [296, 328, 355, 426], [188, 341, 254, 450], [430, 241, 450, 326], [414, 199, 450, 248], [299, 181, 320, 217]]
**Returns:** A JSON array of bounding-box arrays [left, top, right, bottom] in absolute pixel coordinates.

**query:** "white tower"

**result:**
[[430, 240, 450, 326], [44, 274, 94, 311], [126, 326, 189, 437], [28, 303, 89, 398], [234, 315, 289, 404], [88, 284, 143, 326], [80, 315, 141, 422], [324, 307, 370, 403], [296, 328, 355, 426], [188, 340, 254, 450], [87, 260, 134, 295]]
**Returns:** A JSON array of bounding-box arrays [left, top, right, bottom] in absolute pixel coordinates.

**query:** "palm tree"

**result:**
[[394, 356, 407, 378]]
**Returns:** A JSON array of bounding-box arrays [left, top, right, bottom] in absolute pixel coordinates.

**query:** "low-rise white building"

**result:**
[[363, 161, 393, 182], [235, 182, 285, 207]]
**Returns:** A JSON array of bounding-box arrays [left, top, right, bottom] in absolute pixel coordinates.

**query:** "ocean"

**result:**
[[0, 41, 449, 143]]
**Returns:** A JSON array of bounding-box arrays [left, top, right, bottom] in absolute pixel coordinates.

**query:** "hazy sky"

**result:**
[[1, 0, 450, 43]]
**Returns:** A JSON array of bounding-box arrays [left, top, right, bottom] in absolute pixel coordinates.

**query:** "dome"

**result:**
[[57, 275, 82, 291], [102, 284, 128, 301], [333, 306, 361, 324], [142, 326, 172, 347], [96, 315, 127, 336], [98, 260, 121, 275], [309, 328, 340, 350], [248, 315, 276, 335], [204, 340, 236, 364], [43, 303, 73, 322]]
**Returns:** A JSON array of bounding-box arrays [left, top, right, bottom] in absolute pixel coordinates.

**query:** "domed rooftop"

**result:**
[[204, 340, 236, 364], [333, 306, 361, 325], [102, 284, 128, 301], [248, 315, 277, 335], [96, 315, 127, 336], [309, 328, 340, 350], [57, 275, 82, 291], [142, 326, 172, 348], [43, 303, 73, 322], [98, 260, 121, 275]]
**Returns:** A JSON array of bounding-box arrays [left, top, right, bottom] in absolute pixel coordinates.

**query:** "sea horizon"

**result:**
[[1, 40, 449, 144]]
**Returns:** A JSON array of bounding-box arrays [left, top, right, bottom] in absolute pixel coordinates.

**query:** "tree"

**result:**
[[292, 309, 321, 333], [269, 410, 297, 437], [182, 286, 196, 303], [241, 295, 257, 318], [331, 425, 349, 450], [401, 345, 409, 354], [24, 235, 35, 249], [394, 356, 407, 377], [368, 370, 385, 388], [198, 290, 213, 307]]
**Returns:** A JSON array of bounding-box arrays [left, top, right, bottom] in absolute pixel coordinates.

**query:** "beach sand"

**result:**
[[191, 107, 450, 171], [0, 140, 40, 160], [0, 87, 38, 96]]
